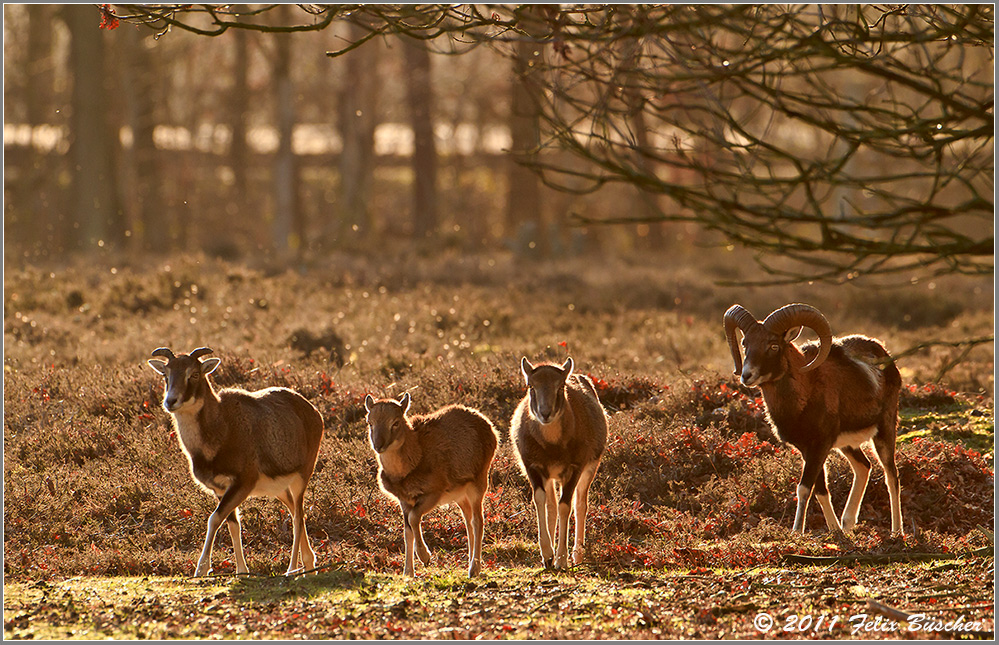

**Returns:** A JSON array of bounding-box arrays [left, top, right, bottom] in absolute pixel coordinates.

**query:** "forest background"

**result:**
[[3, 4, 994, 640]]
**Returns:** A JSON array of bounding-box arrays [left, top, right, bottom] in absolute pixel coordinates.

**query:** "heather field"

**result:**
[[3, 251, 995, 639]]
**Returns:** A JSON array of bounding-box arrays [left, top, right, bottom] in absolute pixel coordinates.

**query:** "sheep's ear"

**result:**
[[200, 357, 221, 375], [364, 394, 375, 412], [147, 359, 168, 375], [783, 327, 803, 343], [521, 357, 534, 383], [561, 356, 574, 378], [399, 392, 411, 415]]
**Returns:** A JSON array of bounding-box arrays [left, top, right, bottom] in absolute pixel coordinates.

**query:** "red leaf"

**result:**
[[99, 4, 119, 30]]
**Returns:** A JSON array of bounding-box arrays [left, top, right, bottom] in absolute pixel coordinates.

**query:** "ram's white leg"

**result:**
[[791, 484, 812, 533], [814, 493, 843, 532], [872, 434, 904, 535], [839, 447, 872, 531], [886, 474, 903, 535]]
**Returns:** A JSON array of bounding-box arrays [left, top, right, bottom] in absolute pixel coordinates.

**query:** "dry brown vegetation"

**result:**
[[3, 250, 994, 639]]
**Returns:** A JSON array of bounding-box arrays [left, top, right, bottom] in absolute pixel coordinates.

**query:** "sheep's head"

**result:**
[[724, 304, 832, 387], [147, 347, 220, 413], [364, 392, 412, 454], [521, 356, 573, 425]]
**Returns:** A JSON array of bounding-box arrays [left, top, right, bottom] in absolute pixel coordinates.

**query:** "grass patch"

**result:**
[[5, 560, 994, 640]]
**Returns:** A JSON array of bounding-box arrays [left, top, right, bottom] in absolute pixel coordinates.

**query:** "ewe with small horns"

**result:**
[[364, 392, 499, 577], [147, 347, 324, 576], [511, 357, 608, 569], [724, 303, 904, 535]]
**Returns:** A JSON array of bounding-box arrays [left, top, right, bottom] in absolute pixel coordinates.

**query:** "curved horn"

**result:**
[[151, 347, 175, 359], [723, 305, 760, 376], [762, 304, 832, 372], [189, 347, 214, 360]]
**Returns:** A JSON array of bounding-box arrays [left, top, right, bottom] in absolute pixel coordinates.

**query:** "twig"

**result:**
[[868, 599, 996, 639], [908, 602, 995, 613], [932, 343, 976, 384], [782, 546, 993, 566], [867, 599, 913, 622], [890, 336, 993, 364], [526, 589, 571, 614]]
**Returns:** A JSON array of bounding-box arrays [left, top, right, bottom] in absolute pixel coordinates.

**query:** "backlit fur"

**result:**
[[365, 392, 499, 577], [148, 349, 324, 577], [510, 357, 608, 570], [735, 323, 903, 535]]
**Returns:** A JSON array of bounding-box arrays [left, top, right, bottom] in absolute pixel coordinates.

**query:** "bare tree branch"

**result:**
[[112, 3, 994, 284]]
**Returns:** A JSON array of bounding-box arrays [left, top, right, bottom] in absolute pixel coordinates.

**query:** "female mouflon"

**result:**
[[147, 347, 324, 576], [511, 357, 608, 570], [364, 392, 499, 577]]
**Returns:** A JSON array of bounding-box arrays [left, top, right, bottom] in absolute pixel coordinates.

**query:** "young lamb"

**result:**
[[510, 357, 608, 569], [147, 347, 324, 576], [364, 392, 499, 577], [724, 303, 904, 534]]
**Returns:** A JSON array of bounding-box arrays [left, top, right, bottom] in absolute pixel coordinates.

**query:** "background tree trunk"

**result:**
[[335, 20, 379, 245], [271, 9, 301, 261], [25, 5, 53, 125], [506, 36, 546, 258], [229, 19, 250, 211], [121, 25, 166, 251], [65, 4, 123, 251], [403, 38, 438, 242], [20, 5, 58, 253]]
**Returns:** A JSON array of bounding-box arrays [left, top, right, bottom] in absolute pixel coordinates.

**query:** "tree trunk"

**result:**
[[65, 4, 123, 251], [121, 25, 166, 251], [403, 38, 438, 242], [620, 34, 665, 252], [22, 5, 57, 252], [25, 5, 53, 125], [230, 21, 250, 208], [272, 16, 300, 261], [335, 21, 379, 244], [506, 36, 546, 258]]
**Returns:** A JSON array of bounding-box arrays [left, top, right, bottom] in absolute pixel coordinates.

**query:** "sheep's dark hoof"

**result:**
[[543, 557, 554, 570]]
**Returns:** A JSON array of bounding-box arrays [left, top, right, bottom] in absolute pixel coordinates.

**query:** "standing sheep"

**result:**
[[724, 303, 904, 534], [147, 347, 324, 577], [364, 392, 499, 577], [511, 357, 608, 570]]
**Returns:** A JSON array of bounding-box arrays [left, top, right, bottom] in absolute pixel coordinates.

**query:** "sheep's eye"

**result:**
[[768, 344, 780, 353]]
